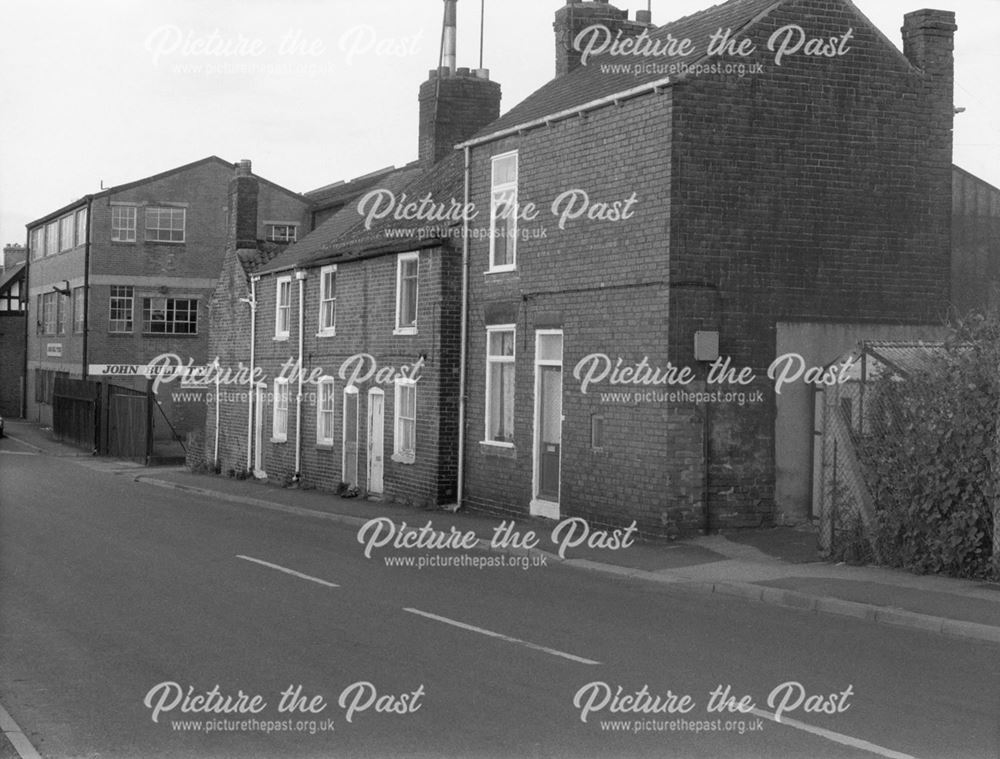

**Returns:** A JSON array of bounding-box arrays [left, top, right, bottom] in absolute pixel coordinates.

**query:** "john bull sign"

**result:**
[[90, 353, 424, 395]]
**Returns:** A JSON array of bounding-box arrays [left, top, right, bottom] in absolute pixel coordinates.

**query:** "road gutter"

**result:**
[[134, 475, 1000, 647]]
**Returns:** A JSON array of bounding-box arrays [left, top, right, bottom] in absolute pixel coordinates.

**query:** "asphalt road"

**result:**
[[1, 434, 998, 759]]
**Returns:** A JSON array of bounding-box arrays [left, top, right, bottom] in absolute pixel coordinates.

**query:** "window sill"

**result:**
[[391, 451, 416, 465], [273, 335, 289, 342], [393, 327, 417, 336], [316, 329, 336, 338], [479, 441, 516, 459], [485, 266, 517, 275], [142, 332, 199, 337], [270, 437, 287, 444], [315, 442, 334, 450]]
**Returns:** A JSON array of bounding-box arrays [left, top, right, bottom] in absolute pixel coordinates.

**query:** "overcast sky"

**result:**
[[1, 0, 997, 249]]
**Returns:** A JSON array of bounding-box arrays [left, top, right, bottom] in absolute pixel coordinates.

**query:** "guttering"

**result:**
[[455, 146, 472, 509], [247, 275, 259, 473], [455, 76, 672, 149], [293, 269, 307, 483]]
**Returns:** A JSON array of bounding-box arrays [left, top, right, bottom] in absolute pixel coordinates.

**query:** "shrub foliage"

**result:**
[[859, 312, 999, 579]]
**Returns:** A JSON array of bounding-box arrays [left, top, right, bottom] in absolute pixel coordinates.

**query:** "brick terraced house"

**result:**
[[199, 0, 997, 534], [196, 6, 501, 506], [455, 0, 960, 533], [24, 157, 309, 443]]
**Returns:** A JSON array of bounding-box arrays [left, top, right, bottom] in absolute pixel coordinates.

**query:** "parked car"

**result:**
[[0, 414, 5, 437]]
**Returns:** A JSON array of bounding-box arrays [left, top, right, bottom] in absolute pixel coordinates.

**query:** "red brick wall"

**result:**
[[202, 244, 461, 506], [462, 0, 955, 533]]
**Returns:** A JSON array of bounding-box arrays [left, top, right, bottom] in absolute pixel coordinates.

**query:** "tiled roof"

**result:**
[[0, 262, 25, 292], [314, 152, 466, 265], [257, 164, 426, 275], [304, 166, 401, 209], [471, 0, 783, 139]]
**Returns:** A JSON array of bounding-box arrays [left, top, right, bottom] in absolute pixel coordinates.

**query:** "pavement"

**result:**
[[6, 417, 1000, 647]]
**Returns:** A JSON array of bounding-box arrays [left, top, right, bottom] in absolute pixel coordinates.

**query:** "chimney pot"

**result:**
[[235, 159, 252, 177]]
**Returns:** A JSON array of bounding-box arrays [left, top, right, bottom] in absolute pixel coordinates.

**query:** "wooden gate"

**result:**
[[53, 377, 100, 452], [103, 383, 152, 462]]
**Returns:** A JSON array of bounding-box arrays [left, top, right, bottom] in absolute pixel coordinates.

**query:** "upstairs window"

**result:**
[[111, 206, 137, 242], [145, 207, 186, 243], [59, 215, 74, 252], [143, 297, 198, 335], [42, 292, 57, 334], [266, 224, 298, 243], [75, 208, 88, 247], [73, 287, 85, 332], [109, 285, 134, 333], [489, 151, 518, 272], [30, 228, 43, 260], [394, 252, 418, 335], [44, 222, 58, 256], [275, 276, 291, 339], [318, 265, 337, 335]]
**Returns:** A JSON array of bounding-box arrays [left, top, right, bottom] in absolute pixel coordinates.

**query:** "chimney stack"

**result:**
[[229, 159, 259, 250], [554, 0, 653, 78], [901, 11, 957, 196], [418, 0, 501, 166], [3, 243, 27, 270], [442, 0, 457, 74]]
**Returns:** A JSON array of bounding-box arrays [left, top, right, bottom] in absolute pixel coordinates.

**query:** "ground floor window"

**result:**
[[272, 379, 289, 442], [393, 380, 416, 461]]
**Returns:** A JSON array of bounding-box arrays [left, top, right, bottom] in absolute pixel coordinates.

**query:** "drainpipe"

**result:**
[[246, 275, 259, 472], [81, 197, 92, 380], [455, 145, 471, 508], [213, 358, 221, 469], [293, 269, 307, 483]]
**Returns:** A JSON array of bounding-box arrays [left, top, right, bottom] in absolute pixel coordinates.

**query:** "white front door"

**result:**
[[367, 388, 384, 495], [342, 386, 359, 487], [532, 330, 563, 519], [253, 383, 266, 478]]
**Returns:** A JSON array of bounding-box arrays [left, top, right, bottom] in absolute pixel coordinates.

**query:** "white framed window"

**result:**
[[109, 285, 134, 333], [45, 222, 59, 256], [145, 206, 186, 243], [318, 265, 337, 336], [316, 377, 336, 445], [394, 252, 418, 335], [489, 151, 518, 272], [142, 297, 198, 335], [30, 228, 43, 260], [75, 208, 87, 247], [111, 205, 137, 242], [56, 292, 65, 334], [272, 379, 289, 442], [485, 325, 515, 445], [59, 215, 74, 252], [274, 276, 291, 339], [73, 287, 85, 333], [393, 379, 417, 461], [42, 292, 57, 335], [266, 223, 298, 243]]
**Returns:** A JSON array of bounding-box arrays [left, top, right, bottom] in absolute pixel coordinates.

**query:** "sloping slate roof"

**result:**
[[305, 166, 399, 208], [237, 244, 290, 277], [473, 0, 783, 138], [313, 151, 466, 265], [0, 262, 25, 292], [257, 164, 426, 275]]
